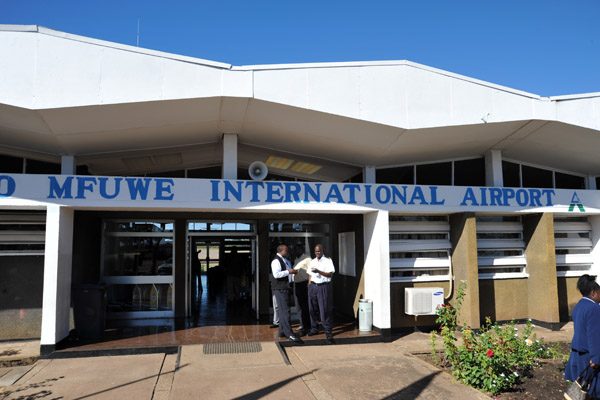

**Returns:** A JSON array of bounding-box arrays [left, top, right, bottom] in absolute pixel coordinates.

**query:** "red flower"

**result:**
[[487, 350, 494, 357]]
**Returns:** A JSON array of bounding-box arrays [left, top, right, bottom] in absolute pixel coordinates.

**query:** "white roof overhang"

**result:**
[[1, 25, 600, 179]]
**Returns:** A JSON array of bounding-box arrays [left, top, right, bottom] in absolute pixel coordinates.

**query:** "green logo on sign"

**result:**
[[568, 192, 585, 212]]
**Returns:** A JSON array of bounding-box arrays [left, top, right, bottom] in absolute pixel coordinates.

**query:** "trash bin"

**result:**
[[73, 283, 107, 339], [358, 299, 373, 332]]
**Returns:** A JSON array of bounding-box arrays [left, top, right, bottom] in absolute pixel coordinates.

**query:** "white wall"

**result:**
[[40, 205, 74, 346], [363, 210, 390, 330]]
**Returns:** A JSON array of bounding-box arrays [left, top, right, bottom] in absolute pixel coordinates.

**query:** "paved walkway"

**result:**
[[0, 322, 574, 399]]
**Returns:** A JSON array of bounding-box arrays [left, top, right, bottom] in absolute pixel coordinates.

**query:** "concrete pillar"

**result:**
[[222, 133, 238, 180], [449, 212, 480, 329], [40, 205, 74, 355], [363, 210, 390, 337], [174, 218, 187, 318], [61, 155, 76, 175], [523, 213, 560, 329], [363, 166, 376, 183], [485, 150, 503, 187], [586, 176, 597, 190]]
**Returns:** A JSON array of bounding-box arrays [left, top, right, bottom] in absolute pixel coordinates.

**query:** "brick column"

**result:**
[[523, 213, 560, 329], [449, 212, 480, 329]]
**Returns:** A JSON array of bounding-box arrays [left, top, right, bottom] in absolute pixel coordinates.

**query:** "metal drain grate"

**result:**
[[203, 342, 263, 355]]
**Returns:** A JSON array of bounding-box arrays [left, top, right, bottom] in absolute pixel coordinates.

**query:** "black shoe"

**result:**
[[279, 333, 286, 338], [289, 335, 304, 344], [296, 329, 306, 337], [326, 333, 335, 344], [307, 331, 319, 337], [269, 324, 279, 329]]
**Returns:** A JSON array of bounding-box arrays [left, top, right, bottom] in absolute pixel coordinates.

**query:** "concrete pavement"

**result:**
[[0, 341, 490, 400], [0, 322, 574, 399]]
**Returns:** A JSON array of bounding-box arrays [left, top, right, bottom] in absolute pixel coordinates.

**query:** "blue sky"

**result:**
[[2, 0, 599, 97]]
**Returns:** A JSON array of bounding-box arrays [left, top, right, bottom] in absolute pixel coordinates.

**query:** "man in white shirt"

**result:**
[[270, 244, 303, 343], [307, 244, 335, 342]]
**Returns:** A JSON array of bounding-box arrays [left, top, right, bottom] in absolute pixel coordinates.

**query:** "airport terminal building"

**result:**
[[2, 25, 600, 353]]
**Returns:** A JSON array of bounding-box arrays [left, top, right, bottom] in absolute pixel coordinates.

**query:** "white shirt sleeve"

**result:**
[[323, 257, 335, 274], [271, 255, 290, 279]]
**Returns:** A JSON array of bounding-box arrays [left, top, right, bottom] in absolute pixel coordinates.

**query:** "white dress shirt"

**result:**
[[308, 255, 335, 284], [271, 254, 293, 283]]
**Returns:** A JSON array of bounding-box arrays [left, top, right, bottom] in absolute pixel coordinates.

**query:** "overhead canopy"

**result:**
[[1, 25, 600, 180]]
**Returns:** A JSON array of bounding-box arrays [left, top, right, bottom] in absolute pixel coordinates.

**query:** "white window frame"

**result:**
[[554, 217, 594, 278], [0, 213, 46, 256], [477, 217, 528, 280], [389, 216, 451, 283], [101, 219, 175, 319]]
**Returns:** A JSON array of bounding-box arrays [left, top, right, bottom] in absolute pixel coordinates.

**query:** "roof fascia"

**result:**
[[549, 92, 600, 101], [0, 24, 232, 70], [234, 60, 543, 100]]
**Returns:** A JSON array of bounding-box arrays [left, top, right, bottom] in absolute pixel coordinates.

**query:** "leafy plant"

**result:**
[[429, 282, 564, 396]]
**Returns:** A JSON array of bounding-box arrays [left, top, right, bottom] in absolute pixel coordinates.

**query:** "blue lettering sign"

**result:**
[[245, 181, 263, 202], [460, 188, 478, 206], [325, 185, 345, 203], [0, 175, 16, 197], [266, 182, 284, 202], [391, 186, 407, 204], [343, 184, 361, 204], [48, 176, 73, 199], [430, 187, 445, 205], [223, 181, 243, 202], [126, 178, 151, 200], [76, 177, 97, 199], [303, 183, 321, 203], [99, 177, 121, 199], [210, 180, 220, 201], [284, 182, 302, 202], [364, 185, 373, 204], [376, 186, 391, 204], [408, 187, 427, 205], [515, 189, 528, 206], [154, 179, 174, 200]]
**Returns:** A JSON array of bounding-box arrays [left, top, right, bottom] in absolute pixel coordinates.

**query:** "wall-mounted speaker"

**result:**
[[248, 161, 268, 181]]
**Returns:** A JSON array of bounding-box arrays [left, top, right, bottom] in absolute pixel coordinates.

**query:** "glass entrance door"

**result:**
[[187, 221, 257, 319]]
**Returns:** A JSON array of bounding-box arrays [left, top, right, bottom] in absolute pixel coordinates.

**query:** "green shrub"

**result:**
[[430, 282, 561, 396]]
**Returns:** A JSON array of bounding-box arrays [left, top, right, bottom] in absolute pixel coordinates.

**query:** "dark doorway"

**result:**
[[188, 236, 257, 326]]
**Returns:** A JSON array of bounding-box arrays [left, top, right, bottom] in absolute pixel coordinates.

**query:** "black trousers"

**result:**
[[293, 281, 310, 330], [273, 288, 293, 338], [308, 282, 332, 334]]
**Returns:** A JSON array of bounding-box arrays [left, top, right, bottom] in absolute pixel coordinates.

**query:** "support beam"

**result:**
[[485, 150, 503, 187], [174, 218, 187, 318], [363, 166, 376, 183], [222, 134, 238, 180], [363, 210, 390, 338], [61, 155, 76, 175], [40, 206, 74, 355], [586, 176, 597, 190]]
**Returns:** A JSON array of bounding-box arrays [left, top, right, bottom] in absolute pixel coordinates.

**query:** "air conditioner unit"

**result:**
[[405, 287, 444, 316]]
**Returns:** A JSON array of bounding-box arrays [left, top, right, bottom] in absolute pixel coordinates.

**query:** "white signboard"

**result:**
[[0, 174, 598, 214]]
